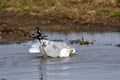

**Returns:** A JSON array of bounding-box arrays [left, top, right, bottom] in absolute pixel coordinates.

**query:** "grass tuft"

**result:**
[[98, 9, 111, 15], [117, 0, 120, 3], [112, 11, 120, 17]]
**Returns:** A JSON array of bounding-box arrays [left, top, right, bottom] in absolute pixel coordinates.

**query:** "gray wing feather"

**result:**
[[43, 41, 71, 57], [44, 44, 60, 57], [52, 41, 71, 49]]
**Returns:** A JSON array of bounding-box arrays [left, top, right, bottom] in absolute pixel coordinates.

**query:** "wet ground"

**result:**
[[0, 32, 120, 80], [0, 10, 120, 44]]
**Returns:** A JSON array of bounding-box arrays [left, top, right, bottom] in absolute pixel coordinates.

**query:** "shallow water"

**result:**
[[0, 32, 120, 80]]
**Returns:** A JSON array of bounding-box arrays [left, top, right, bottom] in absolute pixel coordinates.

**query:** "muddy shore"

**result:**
[[0, 10, 120, 44]]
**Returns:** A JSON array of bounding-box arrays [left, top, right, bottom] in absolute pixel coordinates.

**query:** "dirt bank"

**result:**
[[0, 10, 120, 44]]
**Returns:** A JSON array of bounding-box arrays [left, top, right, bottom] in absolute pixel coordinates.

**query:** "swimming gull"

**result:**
[[29, 27, 75, 57]]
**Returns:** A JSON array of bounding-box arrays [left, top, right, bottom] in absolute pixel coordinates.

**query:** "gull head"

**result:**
[[59, 48, 76, 57], [69, 48, 76, 53]]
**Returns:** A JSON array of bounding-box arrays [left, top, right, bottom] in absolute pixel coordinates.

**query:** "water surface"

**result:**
[[0, 32, 120, 80]]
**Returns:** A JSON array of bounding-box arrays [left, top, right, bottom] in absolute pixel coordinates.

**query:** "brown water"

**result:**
[[0, 32, 120, 80]]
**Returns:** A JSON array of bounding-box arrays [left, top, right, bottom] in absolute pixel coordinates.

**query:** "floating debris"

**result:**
[[70, 39, 89, 45], [70, 36, 95, 45], [115, 44, 120, 47]]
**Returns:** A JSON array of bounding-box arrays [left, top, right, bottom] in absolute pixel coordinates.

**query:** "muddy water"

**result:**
[[0, 32, 120, 80]]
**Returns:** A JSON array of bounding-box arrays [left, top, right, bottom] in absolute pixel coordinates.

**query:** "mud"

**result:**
[[0, 10, 120, 44]]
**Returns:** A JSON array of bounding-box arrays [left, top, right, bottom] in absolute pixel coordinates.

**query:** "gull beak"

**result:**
[[69, 49, 75, 53]]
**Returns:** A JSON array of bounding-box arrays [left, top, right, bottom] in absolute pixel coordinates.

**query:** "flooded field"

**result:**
[[0, 32, 120, 80]]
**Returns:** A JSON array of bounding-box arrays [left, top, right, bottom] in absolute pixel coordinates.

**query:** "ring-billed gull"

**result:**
[[29, 27, 75, 57]]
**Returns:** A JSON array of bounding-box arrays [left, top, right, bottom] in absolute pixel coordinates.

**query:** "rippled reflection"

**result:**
[[0, 32, 120, 80]]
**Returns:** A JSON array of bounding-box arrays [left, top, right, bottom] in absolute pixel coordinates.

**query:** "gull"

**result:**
[[29, 27, 75, 57]]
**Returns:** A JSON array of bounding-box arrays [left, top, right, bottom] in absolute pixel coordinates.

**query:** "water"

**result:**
[[0, 32, 120, 80]]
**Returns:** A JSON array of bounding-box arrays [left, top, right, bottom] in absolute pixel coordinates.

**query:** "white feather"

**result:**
[[29, 42, 41, 53], [29, 40, 75, 57]]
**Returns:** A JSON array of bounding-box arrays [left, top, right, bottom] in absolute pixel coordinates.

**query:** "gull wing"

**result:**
[[52, 41, 71, 49], [44, 43, 60, 57], [44, 41, 72, 57], [29, 42, 41, 53]]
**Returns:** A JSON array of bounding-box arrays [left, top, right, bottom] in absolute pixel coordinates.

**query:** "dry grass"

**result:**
[[0, 0, 120, 24]]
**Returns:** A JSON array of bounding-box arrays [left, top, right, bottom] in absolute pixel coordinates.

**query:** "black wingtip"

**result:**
[[30, 26, 47, 42], [36, 26, 39, 30]]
